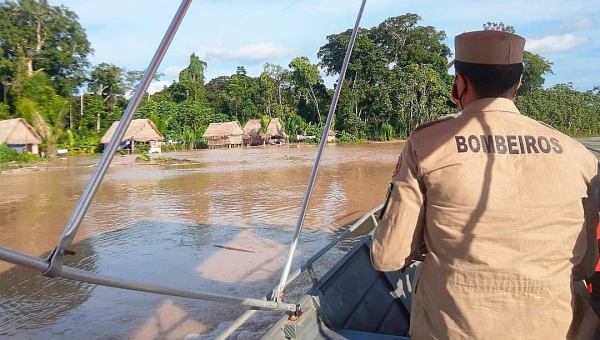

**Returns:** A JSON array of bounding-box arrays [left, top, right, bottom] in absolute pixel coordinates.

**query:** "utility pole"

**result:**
[[79, 92, 84, 132]]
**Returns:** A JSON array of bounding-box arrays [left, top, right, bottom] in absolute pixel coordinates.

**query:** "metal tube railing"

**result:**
[[0, 246, 297, 312], [272, 0, 368, 303], [44, 0, 194, 277], [216, 204, 382, 339], [0, 0, 301, 315], [587, 146, 600, 154]]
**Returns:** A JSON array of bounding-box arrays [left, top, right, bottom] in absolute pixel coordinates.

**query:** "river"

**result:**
[[0, 139, 598, 340]]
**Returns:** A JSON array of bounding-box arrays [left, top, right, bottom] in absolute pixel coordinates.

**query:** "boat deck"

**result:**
[[262, 237, 413, 339]]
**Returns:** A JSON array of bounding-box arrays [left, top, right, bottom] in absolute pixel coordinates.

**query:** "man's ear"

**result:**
[[517, 74, 524, 90], [456, 72, 467, 93], [451, 73, 467, 109]]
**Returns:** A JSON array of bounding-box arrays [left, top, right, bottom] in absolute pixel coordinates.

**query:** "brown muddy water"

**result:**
[[0, 139, 598, 340], [0, 142, 406, 340]]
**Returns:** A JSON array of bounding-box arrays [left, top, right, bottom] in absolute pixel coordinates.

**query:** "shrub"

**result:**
[[134, 143, 150, 154], [0, 145, 39, 163], [135, 152, 151, 162]]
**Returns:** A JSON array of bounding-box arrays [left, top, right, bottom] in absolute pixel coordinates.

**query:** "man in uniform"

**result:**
[[371, 30, 600, 339]]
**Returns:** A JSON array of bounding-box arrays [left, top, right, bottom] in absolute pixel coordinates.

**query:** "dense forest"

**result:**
[[0, 0, 599, 156]]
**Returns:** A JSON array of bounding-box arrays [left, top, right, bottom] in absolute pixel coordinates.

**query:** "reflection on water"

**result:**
[[0, 142, 404, 339]]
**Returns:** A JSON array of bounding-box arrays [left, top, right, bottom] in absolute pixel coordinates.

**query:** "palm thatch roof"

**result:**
[[266, 118, 287, 138], [243, 119, 262, 138], [203, 121, 245, 139], [100, 119, 164, 144], [243, 118, 287, 139], [0, 118, 42, 145]]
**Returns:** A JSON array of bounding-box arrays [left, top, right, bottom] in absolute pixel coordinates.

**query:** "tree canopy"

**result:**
[[0, 3, 597, 156]]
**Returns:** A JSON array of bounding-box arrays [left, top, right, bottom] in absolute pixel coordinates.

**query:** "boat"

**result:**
[[1, 0, 599, 339], [261, 229, 412, 340]]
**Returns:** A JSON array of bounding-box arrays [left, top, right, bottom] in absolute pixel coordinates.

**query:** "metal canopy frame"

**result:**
[[0, 0, 371, 316]]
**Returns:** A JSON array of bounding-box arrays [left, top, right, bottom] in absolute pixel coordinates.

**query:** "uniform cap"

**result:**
[[447, 30, 526, 68]]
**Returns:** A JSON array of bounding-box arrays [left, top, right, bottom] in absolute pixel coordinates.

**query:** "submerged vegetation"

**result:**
[[0, 1, 598, 157]]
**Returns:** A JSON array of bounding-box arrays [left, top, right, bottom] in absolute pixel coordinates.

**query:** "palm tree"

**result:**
[[17, 97, 67, 155], [260, 115, 272, 145]]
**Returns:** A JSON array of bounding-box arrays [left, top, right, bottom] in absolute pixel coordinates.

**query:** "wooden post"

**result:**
[[79, 93, 83, 132]]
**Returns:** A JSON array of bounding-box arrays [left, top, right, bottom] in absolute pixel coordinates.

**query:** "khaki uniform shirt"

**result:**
[[371, 98, 600, 339]]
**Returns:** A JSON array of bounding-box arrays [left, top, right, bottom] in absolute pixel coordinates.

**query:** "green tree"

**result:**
[[260, 115, 271, 134], [517, 84, 600, 135], [72, 93, 106, 135], [483, 22, 515, 33], [124, 69, 162, 96], [258, 71, 277, 118], [289, 56, 323, 124], [388, 63, 450, 135], [15, 73, 68, 154], [0, 0, 92, 98], [88, 63, 124, 116], [264, 63, 290, 120], [520, 51, 554, 95], [227, 66, 259, 123], [0, 103, 10, 119], [178, 53, 208, 104], [372, 14, 451, 73], [318, 14, 452, 139], [205, 75, 232, 116]]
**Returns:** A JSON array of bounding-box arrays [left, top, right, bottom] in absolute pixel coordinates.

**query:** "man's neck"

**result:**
[[462, 96, 515, 110]]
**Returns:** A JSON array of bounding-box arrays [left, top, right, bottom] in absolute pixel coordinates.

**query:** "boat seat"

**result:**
[[332, 329, 410, 340], [312, 238, 411, 337]]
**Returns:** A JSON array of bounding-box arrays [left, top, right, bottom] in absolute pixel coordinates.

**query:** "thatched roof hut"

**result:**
[[243, 119, 262, 139], [243, 118, 287, 146], [203, 121, 245, 148], [100, 119, 164, 144], [266, 118, 287, 139], [0, 118, 42, 146], [243, 119, 262, 146]]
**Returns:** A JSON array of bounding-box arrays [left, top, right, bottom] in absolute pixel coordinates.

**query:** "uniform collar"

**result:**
[[461, 97, 521, 116]]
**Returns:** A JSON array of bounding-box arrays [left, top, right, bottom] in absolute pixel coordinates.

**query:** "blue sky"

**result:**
[[50, 0, 600, 94]]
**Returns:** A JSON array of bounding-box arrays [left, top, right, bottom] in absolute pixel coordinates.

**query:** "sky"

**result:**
[[49, 0, 600, 94]]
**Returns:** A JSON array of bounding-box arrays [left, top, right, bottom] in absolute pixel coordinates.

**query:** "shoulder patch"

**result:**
[[412, 114, 459, 134], [537, 120, 558, 131]]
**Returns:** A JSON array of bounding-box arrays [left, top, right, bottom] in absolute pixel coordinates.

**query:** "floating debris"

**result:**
[[214, 245, 255, 253]]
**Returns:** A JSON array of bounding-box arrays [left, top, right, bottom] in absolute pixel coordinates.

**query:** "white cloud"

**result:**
[[195, 42, 292, 63], [565, 15, 594, 31], [526, 34, 588, 54], [123, 80, 170, 99], [547, 15, 595, 34], [163, 65, 186, 77], [148, 80, 171, 95]]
